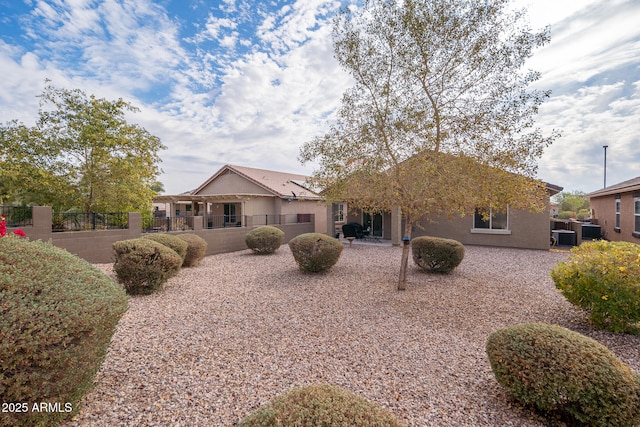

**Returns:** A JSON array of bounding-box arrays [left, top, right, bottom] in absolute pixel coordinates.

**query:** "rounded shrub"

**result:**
[[411, 236, 464, 273], [486, 323, 640, 427], [143, 233, 188, 262], [176, 233, 207, 267], [113, 238, 182, 294], [288, 233, 343, 273], [245, 225, 285, 254], [238, 383, 402, 427], [0, 236, 128, 427], [551, 240, 640, 334]]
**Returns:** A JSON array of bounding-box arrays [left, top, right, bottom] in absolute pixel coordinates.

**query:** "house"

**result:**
[[327, 149, 563, 250], [153, 165, 327, 233], [587, 176, 640, 243], [335, 180, 562, 250]]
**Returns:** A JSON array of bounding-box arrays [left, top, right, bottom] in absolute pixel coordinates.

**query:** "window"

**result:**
[[224, 203, 236, 224], [634, 197, 640, 236], [472, 207, 510, 234], [615, 196, 621, 231], [334, 203, 345, 222]]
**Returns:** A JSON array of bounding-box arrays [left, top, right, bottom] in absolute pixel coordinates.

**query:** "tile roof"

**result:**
[[193, 164, 323, 200]]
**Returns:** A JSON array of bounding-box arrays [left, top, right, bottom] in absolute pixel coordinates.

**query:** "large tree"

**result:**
[[300, 0, 559, 289], [0, 83, 165, 213]]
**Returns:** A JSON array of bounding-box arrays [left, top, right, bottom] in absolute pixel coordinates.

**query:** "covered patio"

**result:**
[[152, 193, 312, 231]]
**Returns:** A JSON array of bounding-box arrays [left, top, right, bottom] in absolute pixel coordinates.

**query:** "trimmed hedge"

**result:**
[[113, 238, 182, 294], [288, 233, 343, 273], [411, 236, 464, 273], [245, 226, 285, 254], [143, 233, 188, 262], [0, 236, 128, 427], [238, 383, 402, 427], [176, 233, 207, 267], [486, 323, 640, 427], [551, 240, 640, 334]]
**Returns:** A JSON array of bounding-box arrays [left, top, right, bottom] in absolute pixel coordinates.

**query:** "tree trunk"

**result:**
[[398, 220, 413, 290]]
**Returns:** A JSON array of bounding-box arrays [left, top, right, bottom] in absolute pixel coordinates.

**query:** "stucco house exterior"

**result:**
[[155, 163, 560, 250], [153, 164, 327, 233], [587, 176, 640, 243], [333, 182, 563, 250]]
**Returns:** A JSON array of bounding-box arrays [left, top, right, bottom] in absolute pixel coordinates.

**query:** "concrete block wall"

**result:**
[[9, 208, 316, 263]]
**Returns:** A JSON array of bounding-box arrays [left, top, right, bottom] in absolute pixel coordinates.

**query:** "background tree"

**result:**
[[0, 83, 165, 213], [300, 0, 559, 289], [553, 190, 590, 219]]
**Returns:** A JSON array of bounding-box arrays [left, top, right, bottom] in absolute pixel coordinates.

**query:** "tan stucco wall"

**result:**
[[199, 170, 271, 195], [18, 208, 316, 263], [278, 199, 327, 235], [590, 193, 640, 243], [341, 205, 550, 249], [414, 208, 551, 250], [242, 198, 275, 216]]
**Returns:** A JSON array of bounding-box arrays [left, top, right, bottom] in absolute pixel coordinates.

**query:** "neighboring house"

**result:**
[[336, 182, 563, 250], [153, 164, 327, 233], [587, 176, 640, 243]]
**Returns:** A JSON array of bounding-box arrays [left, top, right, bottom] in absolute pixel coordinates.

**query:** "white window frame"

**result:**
[[334, 203, 345, 222], [471, 206, 511, 235], [615, 196, 621, 230], [634, 196, 640, 234]]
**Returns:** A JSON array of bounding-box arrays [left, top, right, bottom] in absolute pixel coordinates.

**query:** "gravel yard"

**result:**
[[64, 243, 640, 427]]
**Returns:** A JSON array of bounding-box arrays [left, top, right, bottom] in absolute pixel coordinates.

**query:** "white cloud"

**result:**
[[527, 0, 640, 89], [537, 81, 640, 192], [2, 0, 638, 196]]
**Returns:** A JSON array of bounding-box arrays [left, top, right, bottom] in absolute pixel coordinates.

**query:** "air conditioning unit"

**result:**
[[552, 230, 576, 246]]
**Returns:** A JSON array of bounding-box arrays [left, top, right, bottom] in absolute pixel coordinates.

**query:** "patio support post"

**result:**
[[203, 201, 209, 229], [326, 204, 335, 237], [391, 206, 402, 246]]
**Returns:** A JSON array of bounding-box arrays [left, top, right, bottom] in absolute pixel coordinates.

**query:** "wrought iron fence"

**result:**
[[144, 216, 195, 233], [0, 206, 33, 227], [205, 215, 242, 229], [144, 213, 314, 232], [249, 214, 313, 226], [52, 211, 128, 232]]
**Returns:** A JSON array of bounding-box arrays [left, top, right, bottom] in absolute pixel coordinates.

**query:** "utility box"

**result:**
[[581, 224, 601, 240], [552, 230, 577, 246]]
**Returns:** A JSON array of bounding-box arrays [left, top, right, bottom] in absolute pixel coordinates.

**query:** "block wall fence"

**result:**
[[7, 207, 315, 263]]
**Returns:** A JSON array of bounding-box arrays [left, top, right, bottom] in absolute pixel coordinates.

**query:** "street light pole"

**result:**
[[603, 145, 608, 188]]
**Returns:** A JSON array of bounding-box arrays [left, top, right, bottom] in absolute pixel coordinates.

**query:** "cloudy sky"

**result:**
[[1, 0, 638, 195]]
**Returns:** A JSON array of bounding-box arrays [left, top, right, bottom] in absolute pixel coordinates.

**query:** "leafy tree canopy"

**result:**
[[0, 82, 165, 212], [300, 0, 559, 287], [553, 191, 589, 213]]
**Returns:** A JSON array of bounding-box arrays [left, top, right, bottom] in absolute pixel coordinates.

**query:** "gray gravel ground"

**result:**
[[64, 243, 640, 427]]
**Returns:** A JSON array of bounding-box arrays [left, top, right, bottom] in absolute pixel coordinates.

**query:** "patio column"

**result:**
[[391, 206, 402, 246], [326, 204, 335, 237], [203, 201, 209, 229]]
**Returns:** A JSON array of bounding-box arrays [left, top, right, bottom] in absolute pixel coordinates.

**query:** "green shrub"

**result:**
[[0, 236, 128, 427], [238, 383, 402, 427], [486, 323, 640, 427], [411, 236, 464, 273], [113, 238, 182, 294], [551, 240, 640, 334], [245, 226, 285, 254], [143, 233, 188, 262], [176, 233, 207, 267], [288, 233, 343, 273]]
